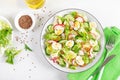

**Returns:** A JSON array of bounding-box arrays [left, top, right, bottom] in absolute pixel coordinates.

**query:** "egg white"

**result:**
[[91, 29, 100, 40], [78, 50, 84, 55], [65, 40, 74, 48], [89, 40, 98, 47], [89, 22, 97, 28], [52, 42, 62, 50], [76, 17, 84, 22], [76, 56, 84, 66], [54, 25, 64, 35], [74, 21, 80, 30]]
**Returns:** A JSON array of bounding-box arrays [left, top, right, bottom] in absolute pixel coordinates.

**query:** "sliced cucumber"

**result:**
[[72, 44, 81, 53], [84, 22, 91, 32], [45, 46, 51, 56], [82, 55, 90, 64], [58, 50, 65, 58], [64, 20, 69, 26], [84, 22, 89, 27], [78, 32, 87, 39], [44, 33, 61, 41], [88, 34, 95, 40], [44, 41, 50, 46], [57, 16, 65, 24], [59, 40, 67, 44], [47, 24, 54, 33], [57, 58, 66, 67], [64, 14, 75, 21], [70, 30, 78, 36], [93, 44, 100, 52], [64, 29, 70, 40], [65, 25, 70, 30], [69, 65, 76, 70]]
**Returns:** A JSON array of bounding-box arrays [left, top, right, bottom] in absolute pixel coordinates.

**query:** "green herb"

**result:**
[[24, 44, 32, 51], [4, 48, 21, 64]]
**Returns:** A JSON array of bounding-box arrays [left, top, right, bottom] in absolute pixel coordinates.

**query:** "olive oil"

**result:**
[[25, 0, 45, 9]]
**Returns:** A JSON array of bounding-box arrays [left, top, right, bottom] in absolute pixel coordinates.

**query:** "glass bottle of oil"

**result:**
[[25, 0, 45, 9]]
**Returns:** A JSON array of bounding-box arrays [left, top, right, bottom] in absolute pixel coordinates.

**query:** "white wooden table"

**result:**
[[0, 0, 120, 80]]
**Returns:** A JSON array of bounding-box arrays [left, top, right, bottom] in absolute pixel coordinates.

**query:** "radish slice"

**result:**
[[76, 16, 84, 22]]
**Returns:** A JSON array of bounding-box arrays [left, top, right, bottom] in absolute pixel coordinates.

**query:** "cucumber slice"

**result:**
[[93, 44, 100, 52], [84, 22, 91, 32], [57, 16, 62, 24], [45, 46, 52, 56], [70, 30, 78, 35], [64, 14, 75, 21], [45, 45, 59, 56], [57, 58, 66, 67], [44, 33, 61, 41], [64, 29, 70, 40], [59, 40, 67, 44], [83, 22, 89, 29], [69, 65, 76, 70], [57, 16, 65, 24], [64, 20, 69, 26], [47, 24, 54, 33], [72, 44, 81, 53], [82, 55, 90, 64]]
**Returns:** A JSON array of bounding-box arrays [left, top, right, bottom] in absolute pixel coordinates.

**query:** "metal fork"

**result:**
[[88, 35, 116, 80], [106, 35, 115, 52]]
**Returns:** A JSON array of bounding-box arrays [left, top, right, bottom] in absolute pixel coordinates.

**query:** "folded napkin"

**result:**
[[67, 26, 120, 80]]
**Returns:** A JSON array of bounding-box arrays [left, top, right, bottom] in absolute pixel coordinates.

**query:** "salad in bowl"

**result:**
[[40, 9, 105, 72]]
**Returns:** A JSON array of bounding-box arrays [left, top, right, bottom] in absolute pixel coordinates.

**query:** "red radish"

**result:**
[[54, 24, 64, 29], [72, 59, 78, 66], [75, 16, 85, 22], [51, 57, 59, 63], [72, 59, 75, 65], [48, 40, 56, 44], [54, 24, 65, 35]]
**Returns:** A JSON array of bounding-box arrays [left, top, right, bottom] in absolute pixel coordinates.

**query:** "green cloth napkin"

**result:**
[[67, 26, 120, 80]]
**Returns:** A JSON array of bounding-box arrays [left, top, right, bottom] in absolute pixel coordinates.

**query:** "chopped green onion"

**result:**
[[24, 44, 32, 51], [4, 48, 21, 64]]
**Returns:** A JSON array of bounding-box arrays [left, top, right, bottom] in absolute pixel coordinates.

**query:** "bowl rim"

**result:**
[[40, 8, 105, 73], [14, 11, 36, 32]]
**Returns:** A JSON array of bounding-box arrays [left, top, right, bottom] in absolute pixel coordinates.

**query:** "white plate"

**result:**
[[0, 16, 13, 57], [40, 8, 105, 73]]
